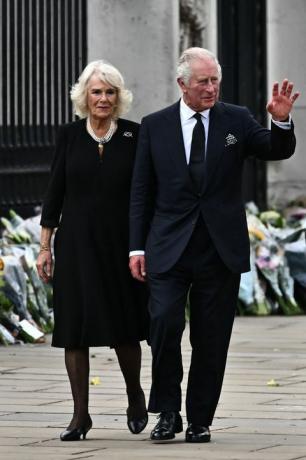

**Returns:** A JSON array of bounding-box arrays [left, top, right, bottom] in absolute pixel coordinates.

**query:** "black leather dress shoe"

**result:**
[[60, 416, 93, 441], [185, 423, 211, 443], [150, 411, 183, 441]]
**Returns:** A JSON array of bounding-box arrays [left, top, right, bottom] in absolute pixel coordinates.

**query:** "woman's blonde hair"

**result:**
[[70, 60, 132, 119]]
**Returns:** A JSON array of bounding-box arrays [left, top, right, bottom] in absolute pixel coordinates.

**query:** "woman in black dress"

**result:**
[[36, 61, 149, 440]]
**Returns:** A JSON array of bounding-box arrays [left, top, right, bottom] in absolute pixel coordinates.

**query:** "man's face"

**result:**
[[178, 58, 220, 111]]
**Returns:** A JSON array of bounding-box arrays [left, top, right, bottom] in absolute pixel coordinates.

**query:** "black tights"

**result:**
[[115, 343, 146, 417], [64, 343, 144, 428]]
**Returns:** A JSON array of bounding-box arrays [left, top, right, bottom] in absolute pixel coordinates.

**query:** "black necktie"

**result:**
[[189, 112, 205, 192]]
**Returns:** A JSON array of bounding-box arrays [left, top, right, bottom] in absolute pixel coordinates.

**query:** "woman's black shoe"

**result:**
[[60, 416, 92, 441], [127, 410, 148, 434], [127, 391, 148, 434]]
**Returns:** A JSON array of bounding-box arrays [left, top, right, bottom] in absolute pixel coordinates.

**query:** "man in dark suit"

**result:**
[[129, 47, 299, 443]]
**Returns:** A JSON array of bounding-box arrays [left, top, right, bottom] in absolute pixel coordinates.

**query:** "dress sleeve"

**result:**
[[40, 125, 67, 228]]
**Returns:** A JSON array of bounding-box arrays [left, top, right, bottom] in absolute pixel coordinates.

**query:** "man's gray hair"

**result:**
[[177, 47, 222, 84], [70, 60, 132, 119]]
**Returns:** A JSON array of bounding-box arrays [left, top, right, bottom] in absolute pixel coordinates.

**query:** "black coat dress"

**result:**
[[41, 118, 149, 348]]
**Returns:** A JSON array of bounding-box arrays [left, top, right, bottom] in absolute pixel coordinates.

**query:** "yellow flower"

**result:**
[[90, 376, 101, 386], [248, 226, 266, 240], [266, 379, 279, 387]]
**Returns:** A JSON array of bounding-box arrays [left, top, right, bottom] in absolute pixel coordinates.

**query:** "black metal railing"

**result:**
[[0, 0, 87, 217]]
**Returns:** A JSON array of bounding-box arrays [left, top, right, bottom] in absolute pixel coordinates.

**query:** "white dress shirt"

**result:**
[[180, 97, 209, 163]]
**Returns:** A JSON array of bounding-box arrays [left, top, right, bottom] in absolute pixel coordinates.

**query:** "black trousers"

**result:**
[[147, 218, 241, 425]]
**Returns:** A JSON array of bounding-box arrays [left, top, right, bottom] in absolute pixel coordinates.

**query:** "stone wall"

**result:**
[[87, 0, 216, 122], [267, 0, 306, 207], [87, 0, 180, 122]]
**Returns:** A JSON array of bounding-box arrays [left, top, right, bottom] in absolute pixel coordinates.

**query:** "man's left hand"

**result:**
[[266, 79, 300, 121]]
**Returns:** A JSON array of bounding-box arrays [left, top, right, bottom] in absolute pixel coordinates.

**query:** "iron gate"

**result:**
[[217, 0, 267, 209], [0, 0, 87, 217]]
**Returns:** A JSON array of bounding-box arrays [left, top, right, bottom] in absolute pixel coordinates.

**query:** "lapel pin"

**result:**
[[123, 131, 133, 137]]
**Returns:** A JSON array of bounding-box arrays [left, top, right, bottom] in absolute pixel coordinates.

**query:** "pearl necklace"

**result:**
[[86, 118, 117, 157]]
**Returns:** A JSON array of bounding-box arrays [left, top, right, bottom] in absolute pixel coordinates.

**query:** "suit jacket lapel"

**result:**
[[163, 102, 192, 185], [202, 102, 228, 193]]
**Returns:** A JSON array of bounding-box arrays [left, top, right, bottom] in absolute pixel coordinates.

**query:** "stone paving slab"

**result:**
[[0, 316, 306, 459]]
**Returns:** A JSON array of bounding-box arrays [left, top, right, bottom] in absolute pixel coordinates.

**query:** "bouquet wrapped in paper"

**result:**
[[244, 203, 304, 315], [0, 210, 53, 344]]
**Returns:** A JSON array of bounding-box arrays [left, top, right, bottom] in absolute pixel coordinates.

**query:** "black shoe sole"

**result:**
[[185, 435, 211, 443], [151, 436, 175, 443]]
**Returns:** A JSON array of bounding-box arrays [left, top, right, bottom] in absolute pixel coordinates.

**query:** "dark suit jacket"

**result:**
[[129, 101, 296, 274]]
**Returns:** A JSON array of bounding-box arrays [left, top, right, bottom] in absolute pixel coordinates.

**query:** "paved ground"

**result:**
[[0, 316, 306, 460]]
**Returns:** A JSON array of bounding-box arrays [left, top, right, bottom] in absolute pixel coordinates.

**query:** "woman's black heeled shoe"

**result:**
[[127, 409, 148, 434], [60, 417, 92, 441], [126, 392, 148, 434]]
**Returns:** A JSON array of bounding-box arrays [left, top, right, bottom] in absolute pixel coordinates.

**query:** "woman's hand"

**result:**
[[37, 227, 54, 282], [36, 249, 53, 283]]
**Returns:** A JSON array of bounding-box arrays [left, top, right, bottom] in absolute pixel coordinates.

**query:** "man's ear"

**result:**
[[177, 77, 186, 93]]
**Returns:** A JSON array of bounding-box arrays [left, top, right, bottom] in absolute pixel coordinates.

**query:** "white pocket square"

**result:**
[[225, 133, 237, 146]]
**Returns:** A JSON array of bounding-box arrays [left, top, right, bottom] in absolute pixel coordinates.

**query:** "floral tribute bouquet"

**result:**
[[238, 200, 306, 316], [0, 211, 53, 345]]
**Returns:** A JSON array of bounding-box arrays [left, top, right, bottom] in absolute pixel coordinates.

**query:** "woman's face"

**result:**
[[86, 75, 118, 121]]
